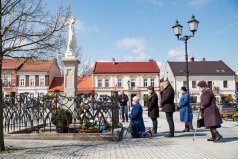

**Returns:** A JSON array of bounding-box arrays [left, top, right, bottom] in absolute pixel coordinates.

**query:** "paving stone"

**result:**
[[1, 111, 238, 159]]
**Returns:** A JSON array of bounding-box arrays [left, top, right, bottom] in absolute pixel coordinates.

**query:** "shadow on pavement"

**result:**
[[221, 137, 238, 143], [175, 133, 207, 137]]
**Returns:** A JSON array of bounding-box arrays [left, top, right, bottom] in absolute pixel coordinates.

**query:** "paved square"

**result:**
[[1, 111, 238, 159]]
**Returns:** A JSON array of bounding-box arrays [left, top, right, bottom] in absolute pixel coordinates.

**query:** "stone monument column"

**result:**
[[62, 16, 79, 99]]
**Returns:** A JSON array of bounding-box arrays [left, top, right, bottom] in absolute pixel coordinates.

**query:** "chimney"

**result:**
[[149, 59, 154, 62], [190, 57, 195, 62], [112, 58, 115, 65], [202, 58, 206, 62]]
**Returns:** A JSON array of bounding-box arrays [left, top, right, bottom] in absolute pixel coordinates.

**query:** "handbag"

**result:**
[[197, 111, 205, 128]]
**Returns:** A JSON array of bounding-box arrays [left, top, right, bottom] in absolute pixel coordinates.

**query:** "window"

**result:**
[[223, 80, 228, 88], [143, 79, 147, 87], [151, 79, 155, 87], [29, 76, 35, 86], [183, 81, 187, 87], [192, 81, 196, 88], [118, 79, 122, 88], [131, 79, 135, 89], [40, 77, 45, 86], [19, 76, 25, 86], [105, 79, 109, 88], [98, 79, 102, 88], [3, 75, 11, 86]]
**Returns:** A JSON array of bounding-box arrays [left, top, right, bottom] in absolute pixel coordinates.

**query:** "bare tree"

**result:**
[[0, 0, 70, 151], [56, 45, 92, 78]]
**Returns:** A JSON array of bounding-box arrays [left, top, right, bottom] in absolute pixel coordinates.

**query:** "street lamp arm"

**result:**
[[178, 35, 193, 42]]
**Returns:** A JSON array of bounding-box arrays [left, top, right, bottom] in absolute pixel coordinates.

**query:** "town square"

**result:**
[[0, 0, 238, 159]]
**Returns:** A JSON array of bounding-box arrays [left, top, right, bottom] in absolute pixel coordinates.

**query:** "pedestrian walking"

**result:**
[[118, 90, 129, 122], [161, 80, 175, 137], [197, 80, 223, 142], [179, 86, 193, 132], [129, 96, 152, 138], [147, 86, 159, 134]]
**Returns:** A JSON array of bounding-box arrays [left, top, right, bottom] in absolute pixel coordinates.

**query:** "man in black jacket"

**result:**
[[147, 86, 159, 134], [118, 90, 129, 122], [161, 80, 175, 137]]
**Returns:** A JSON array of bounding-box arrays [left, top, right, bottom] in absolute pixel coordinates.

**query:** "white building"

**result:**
[[93, 59, 160, 106], [17, 59, 61, 97], [164, 58, 236, 103]]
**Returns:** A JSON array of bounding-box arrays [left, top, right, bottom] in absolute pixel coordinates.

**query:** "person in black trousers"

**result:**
[[161, 80, 175, 137], [147, 86, 159, 134]]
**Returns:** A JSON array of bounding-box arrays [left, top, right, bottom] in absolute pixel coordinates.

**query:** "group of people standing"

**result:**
[[119, 80, 223, 143]]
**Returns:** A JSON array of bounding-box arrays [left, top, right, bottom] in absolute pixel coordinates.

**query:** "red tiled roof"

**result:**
[[168, 60, 236, 76], [77, 76, 93, 92], [48, 76, 93, 92], [93, 61, 160, 74], [19, 60, 55, 72], [2, 59, 24, 70], [48, 77, 64, 92]]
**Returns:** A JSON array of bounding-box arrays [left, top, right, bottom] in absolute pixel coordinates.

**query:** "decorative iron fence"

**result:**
[[3, 90, 119, 134]]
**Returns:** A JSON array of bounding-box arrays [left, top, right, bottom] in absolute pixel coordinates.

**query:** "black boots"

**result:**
[[207, 133, 215, 141], [189, 125, 194, 130], [213, 132, 223, 142], [182, 125, 190, 132], [208, 132, 223, 142]]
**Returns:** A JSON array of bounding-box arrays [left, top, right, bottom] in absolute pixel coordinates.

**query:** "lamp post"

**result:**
[[127, 80, 131, 111], [172, 15, 199, 93]]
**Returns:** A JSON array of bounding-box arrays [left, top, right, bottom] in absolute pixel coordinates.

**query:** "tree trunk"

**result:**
[[0, 0, 5, 151], [0, 57, 4, 151]]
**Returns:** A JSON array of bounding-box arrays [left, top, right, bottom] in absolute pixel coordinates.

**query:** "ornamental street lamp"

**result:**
[[172, 15, 199, 93]]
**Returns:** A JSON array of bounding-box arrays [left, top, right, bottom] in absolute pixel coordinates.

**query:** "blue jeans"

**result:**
[[120, 105, 128, 121]]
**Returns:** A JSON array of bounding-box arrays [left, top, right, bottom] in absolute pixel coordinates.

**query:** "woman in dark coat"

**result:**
[[179, 87, 193, 132], [147, 86, 159, 134], [129, 96, 152, 138], [197, 80, 223, 142]]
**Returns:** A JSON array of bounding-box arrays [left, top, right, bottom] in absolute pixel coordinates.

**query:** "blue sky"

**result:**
[[49, 0, 238, 76]]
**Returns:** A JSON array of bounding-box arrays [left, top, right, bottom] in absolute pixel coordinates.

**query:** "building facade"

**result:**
[[16, 59, 61, 97], [93, 59, 160, 106], [2, 59, 25, 97], [164, 58, 236, 104]]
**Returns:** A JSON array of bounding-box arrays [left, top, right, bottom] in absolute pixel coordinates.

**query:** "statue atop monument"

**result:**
[[66, 16, 76, 57]]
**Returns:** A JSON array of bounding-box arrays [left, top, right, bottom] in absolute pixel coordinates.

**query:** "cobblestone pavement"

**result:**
[[1, 111, 238, 159]]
